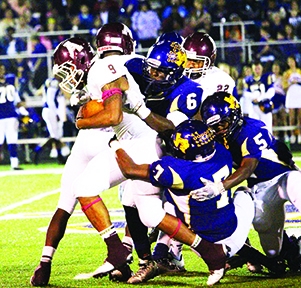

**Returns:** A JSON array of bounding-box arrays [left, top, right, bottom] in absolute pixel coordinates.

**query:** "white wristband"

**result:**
[[110, 140, 122, 153], [137, 105, 151, 120]]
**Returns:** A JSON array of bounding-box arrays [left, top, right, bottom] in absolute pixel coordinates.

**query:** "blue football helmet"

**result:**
[[143, 40, 187, 95], [201, 92, 243, 140], [258, 98, 274, 113], [170, 119, 215, 161], [156, 32, 184, 44]]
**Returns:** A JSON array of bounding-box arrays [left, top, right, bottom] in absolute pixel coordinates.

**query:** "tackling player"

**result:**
[[113, 38, 205, 281], [200, 91, 301, 273], [109, 119, 254, 286]]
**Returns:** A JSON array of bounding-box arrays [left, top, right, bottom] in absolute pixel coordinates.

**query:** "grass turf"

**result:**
[[1, 158, 301, 287]]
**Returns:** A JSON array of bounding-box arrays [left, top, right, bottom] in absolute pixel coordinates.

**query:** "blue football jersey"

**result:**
[[125, 57, 203, 118], [0, 80, 20, 119], [149, 143, 236, 242], [228, 117, 291, 187], [244, 72, 274, 94]]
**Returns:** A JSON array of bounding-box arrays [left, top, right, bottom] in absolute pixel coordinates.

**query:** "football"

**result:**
[[80, 100, 104, 118]]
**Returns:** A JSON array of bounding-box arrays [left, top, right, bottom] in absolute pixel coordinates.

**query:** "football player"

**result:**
[[200, 91, 301, 273], [0, 64, 28, 170], [33, 77, 67, 165], [109, 119, 255, 285], [115, 39, 206, 281], [182, 32, 236, 102], [241, 60, 275, 133], [30, 34, 132, 286], [162, 31, 237, 268]]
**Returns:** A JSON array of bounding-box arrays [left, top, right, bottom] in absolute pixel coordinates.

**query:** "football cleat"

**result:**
[[247, 261, 263, 273], [155, 257, 185, 275], [225, 255, 247, 271], [207, 268, 225, 286], [285, 235, 301, 272], [127, 259, 159, 284], [30, 261, 51, 287], [109, 263, 133, 282]]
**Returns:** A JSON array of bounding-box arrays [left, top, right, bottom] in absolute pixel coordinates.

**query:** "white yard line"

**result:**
[[0, 168, 64, 177], [0, 188, 60, 214]]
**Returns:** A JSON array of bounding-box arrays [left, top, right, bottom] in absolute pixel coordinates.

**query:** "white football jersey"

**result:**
[[192, 66, 236, 102], [87, 54, 154, 140]]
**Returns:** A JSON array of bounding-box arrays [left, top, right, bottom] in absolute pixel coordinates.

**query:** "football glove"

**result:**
[[70, 87, 91, 106], [123, 90, 151, 119], [189, 178, 225, 201]]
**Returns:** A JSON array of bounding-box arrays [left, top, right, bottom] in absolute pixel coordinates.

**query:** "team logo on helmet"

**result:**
[[224, 94, 240, 110], [173, 132, 190, 154], [173, 127, 215, 154], [167, 42, 187, 67]]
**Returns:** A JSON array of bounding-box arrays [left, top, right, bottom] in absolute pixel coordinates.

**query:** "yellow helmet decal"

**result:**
[[174, 132, 190, 153], [167, 42, 187, 67], [224, 94, 240, 110]]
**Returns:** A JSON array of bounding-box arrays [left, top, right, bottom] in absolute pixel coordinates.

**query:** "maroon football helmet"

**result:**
[[182, 32, 217, 79], [53, 37, 95, 93], [95, 22, 135, 57]]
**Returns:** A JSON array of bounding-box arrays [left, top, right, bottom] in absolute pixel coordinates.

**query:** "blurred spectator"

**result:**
[[0, 26, 27, 73], [195, 12, 220, 41], [0, 8, 17, 37], [16, 57, 34, 98], [131, 1, 161, 48], [208, 0, 231, 23], [70, 15, 86, 32], [225, 13, 242, 41], [161, 4, 184, 34], [274, 29, 289, 60], [120, 0, 139, 17], [15, 13, 33, 36], [0, 1, 10, 19], [28, 2, 47, 30], [182, 0, 210, 37], [282, 55, 301, 144], [161, 0, 189, 20], [225, 28, 243, 74], [284, 23, 301, 65], [94, 0, 120, 25], [45, 2, 69, 31], [78, 4, 94, 30], [43, 17, 65, 50], [269, 11, 285, 39], [236, 63, 252, 101], [270, 60, 289, 142], [7, 0, 31, 17], [262, 0, 287, 23], [120, 16, 140, 48], [237, 0, 262, 22], [287, 0, 301, 37], [254, 26, 275, 64], [29, 34, 48, 90]]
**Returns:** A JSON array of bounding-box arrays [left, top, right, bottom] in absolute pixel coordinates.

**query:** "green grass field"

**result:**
[[1, 157, 301, 288]]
